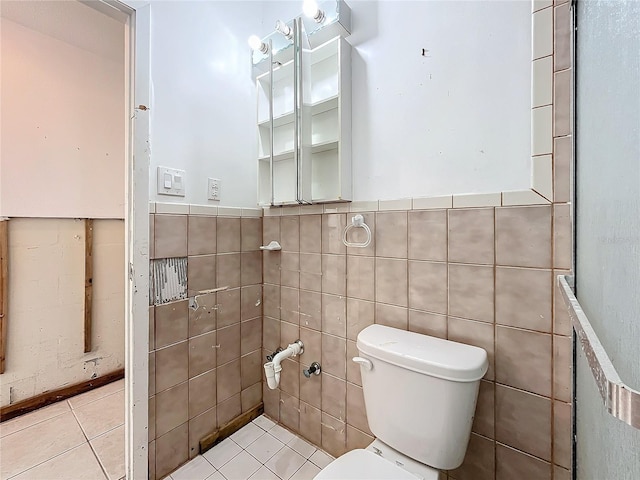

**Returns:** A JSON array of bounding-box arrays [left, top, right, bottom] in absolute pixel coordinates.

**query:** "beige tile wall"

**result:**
[[262, 201, 572, 480], [148, 213, 263, 480]]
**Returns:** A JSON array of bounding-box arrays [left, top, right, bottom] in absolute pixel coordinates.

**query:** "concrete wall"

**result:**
[[1, 219, 125, 407]]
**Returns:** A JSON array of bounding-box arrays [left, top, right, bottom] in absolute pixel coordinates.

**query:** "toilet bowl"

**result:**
[[314, 440, 440, 480], [313, 325, 488, 480]]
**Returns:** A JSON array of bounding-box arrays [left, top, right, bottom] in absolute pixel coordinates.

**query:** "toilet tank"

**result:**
[[356, 325, 488, 471]]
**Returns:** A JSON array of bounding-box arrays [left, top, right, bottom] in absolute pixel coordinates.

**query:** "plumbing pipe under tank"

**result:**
[[264, 340, 304, 389]]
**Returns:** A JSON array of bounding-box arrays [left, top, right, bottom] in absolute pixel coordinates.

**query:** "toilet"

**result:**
[[314, 324, 488, 480]]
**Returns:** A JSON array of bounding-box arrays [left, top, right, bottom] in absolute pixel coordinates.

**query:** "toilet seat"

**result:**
[[313, 449, 433, 480]]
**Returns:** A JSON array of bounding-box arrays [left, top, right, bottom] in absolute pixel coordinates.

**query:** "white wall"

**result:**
[[141, 1, 531, 207], [260, 0, 532, 200], [1, 219, 125, 407], [144, 1, 262, 208], [351, 0, 532, 199], [0, 2, 126, 218]]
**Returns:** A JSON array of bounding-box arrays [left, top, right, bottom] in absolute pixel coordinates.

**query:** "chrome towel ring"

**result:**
[[342, 214, 372, 248]]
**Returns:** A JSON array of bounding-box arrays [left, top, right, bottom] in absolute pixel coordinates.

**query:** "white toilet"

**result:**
[[314, 324, 488, 480]]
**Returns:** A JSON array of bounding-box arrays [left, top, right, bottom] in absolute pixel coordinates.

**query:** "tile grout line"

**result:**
[[87, 434, 111, 480], [69, 401, 123, 480], [69, 405, 92, 443]]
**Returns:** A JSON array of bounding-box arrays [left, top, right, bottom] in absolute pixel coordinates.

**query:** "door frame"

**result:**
[[88, 1, 151, 478], [123, 3, 151, 479], [571, 0, 640, 477], [570, 1, 578, 477]]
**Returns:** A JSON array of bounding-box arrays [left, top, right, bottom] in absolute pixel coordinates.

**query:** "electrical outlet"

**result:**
[[208, 178, 221, 201]]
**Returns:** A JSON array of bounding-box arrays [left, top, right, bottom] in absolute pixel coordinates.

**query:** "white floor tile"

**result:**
[[0, 401, 70, 438], [172, 455, 216, 480], [252, 415, 276, 432], [0, 411, 86, 479], [231, 423, 265, 448], [90, 424, 125, 480], [203, 438, 242, 470], [308, 450, 333, 470], [9, 443, 107, 480], [205, 472, 226, 480], [73, 390, 125, 439], [287, 437, 316, 459], [1, 383, 127, 480], [265, 446, 306, 480], [267, 424, 295, 444], [245, 432, 285, 464], [248, 465, 281, 480], [218, 450, 262, 480], [290, 461, 321, 480], [68, 379, 125, 409]]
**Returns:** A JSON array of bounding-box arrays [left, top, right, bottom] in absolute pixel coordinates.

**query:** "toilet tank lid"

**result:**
[[357, 325, 488, 382]]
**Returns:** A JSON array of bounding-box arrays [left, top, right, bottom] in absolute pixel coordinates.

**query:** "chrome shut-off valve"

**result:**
[[303, 362, 321, 378], [266, 347, 283, 362]]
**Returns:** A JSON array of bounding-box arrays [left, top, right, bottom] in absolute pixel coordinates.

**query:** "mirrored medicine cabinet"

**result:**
[[253, 1, 352, 206]]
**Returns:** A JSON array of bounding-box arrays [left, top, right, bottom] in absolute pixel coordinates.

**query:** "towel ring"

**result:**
[[342, 214, 372, 248]]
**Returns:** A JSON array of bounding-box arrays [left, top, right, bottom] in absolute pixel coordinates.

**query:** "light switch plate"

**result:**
[[157, 166, 186, 197]]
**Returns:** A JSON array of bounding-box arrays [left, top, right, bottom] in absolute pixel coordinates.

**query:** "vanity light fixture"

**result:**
[[303, 0, 325, 23], [248, 34, 269, 54], [275, 20, 293, 40]]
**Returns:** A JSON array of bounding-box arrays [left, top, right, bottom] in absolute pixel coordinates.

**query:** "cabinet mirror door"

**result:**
[[297, 18, 314, 205]]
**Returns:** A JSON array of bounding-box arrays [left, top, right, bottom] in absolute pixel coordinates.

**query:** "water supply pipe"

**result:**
[[264, 340, 304, 389]]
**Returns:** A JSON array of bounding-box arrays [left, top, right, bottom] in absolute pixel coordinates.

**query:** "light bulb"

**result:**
[[303, 0, 325, 23], [275, 20, 293, 40], [303, 0, 318, 17], [248, 35, 268, 54], [248, 35, 262, 50]]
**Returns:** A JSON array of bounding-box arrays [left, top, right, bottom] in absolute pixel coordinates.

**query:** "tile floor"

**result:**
[[164, 415, 334, 480], [0, 379, 125, 480], [0, 382, 333, 480]]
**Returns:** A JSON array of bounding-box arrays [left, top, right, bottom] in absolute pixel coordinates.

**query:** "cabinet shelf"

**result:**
[[259, 151, 293, 163], [258, 95, 339, 129], [258, 140, 339, 163], [311, 140, 339, 154]]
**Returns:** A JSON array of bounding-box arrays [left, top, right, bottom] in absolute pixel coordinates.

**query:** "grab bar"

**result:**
[[558, 275, 640, 429]]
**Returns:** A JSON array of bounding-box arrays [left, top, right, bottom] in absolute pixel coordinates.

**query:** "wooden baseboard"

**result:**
[[200, 403, 264, 454], [0, 369, 125, 422]]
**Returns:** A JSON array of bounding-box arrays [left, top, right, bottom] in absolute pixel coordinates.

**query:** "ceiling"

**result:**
[[0, 0, 125, 62]]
